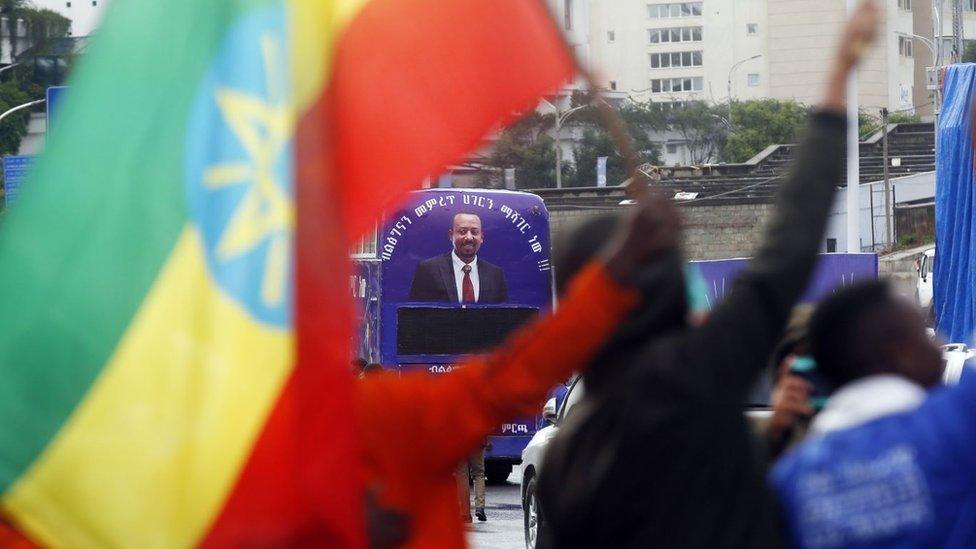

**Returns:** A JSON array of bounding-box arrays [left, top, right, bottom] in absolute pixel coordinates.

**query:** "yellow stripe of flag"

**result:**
[[2, 227, 293, 548]]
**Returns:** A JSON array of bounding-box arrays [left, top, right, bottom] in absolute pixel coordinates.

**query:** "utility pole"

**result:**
[[953, 0, 964, 62], [881, 107, 892, 249], [845, 0, 860, 253]]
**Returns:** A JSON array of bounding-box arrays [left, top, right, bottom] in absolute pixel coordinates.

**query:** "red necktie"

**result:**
[[461, 264, 475, 303]]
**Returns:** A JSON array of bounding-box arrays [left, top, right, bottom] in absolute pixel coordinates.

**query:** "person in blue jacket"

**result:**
[[770, 281, 976, 548]]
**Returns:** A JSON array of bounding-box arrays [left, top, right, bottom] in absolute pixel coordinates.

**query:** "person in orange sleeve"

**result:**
[[356, 192, 682, 549]]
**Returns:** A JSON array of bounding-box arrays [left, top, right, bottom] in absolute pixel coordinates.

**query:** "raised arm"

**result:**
[[678, 1, 879, 402]]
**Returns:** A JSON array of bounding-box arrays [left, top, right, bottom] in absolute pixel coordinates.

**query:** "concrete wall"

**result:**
[[825, 170, 936, 252], [549, 202, 774, 261]]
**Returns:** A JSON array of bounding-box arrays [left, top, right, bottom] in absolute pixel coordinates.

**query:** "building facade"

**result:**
[[585, 0, 769, 105], [767, 0, 917, 114], [32, 0, 107, 37]]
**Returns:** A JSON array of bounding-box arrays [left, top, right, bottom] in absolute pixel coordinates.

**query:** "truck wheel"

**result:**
[[485, 461, 513, 485], [524, 475, 546, 549]]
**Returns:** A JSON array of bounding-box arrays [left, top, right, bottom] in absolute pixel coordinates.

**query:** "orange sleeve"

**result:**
[[357, 261, 638, 475]]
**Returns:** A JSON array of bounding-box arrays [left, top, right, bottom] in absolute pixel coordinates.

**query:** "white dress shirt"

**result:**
[[452, 251, 480, 302]]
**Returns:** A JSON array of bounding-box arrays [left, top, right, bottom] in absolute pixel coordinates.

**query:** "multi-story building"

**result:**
[[558, 0, 926, 114], [33, 0, 107, 37], [546, 0, 769, 166], [767, 0, 917, 115], [586, 0, 768, 106]]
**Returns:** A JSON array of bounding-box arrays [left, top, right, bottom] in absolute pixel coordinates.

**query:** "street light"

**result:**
[[727, 54, 762, 128], [0, 63, 20, 77], [894, 31, 936, 57], [541, 97, 594, 189], [0, 99, 44, 125]]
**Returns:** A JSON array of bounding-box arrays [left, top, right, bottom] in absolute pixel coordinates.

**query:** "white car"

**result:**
[[916, 247, 935, 312], [520, 377, 584, 549], [942, 343, 975, 385]]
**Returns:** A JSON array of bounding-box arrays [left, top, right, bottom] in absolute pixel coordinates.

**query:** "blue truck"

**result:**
[[353, 188, 554, 482]]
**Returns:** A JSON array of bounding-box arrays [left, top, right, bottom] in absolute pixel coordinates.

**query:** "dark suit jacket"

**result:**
[[408, 252, 508, 303]]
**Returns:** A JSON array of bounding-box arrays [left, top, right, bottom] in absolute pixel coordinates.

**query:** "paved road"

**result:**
[[468, 468, 525, 549]]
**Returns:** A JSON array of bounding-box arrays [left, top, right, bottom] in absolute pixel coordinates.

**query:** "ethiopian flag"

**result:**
[[0, 0, 574, 546]]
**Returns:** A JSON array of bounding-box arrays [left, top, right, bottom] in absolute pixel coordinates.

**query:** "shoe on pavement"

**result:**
[[475, 508, 487, 522]]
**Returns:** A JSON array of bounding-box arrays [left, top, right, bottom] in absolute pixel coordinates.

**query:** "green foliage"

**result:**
[[662, 101, 726, 164], [890, 112, 921, 125], [722, 99, 808, 163], [477, 112, 561, 189], [482, 95, 924, 187], [0, 81, 30, 155], [965, 41, 976, 63], [859, 110, 881, 139], [566, 99, 662, 187], [0, 1, 72, 161], [858, 110, 923, 142], [569, 126, 661, 187]]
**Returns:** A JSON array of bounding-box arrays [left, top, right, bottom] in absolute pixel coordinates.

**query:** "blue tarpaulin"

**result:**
[[935, 64, 976, 344]]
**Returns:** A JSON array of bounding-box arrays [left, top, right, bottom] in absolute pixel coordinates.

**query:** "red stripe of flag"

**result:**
[[203, 0, 574, 545]]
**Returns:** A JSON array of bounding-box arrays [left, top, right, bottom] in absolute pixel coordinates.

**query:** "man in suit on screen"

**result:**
[[408, 212, 508, 303]]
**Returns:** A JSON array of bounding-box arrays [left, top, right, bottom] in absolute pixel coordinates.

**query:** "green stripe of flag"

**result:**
[[0, 0, 275, 491]]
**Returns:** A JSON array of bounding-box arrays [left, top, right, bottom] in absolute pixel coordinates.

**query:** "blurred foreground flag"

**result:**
[[0, 0, 574, 546]]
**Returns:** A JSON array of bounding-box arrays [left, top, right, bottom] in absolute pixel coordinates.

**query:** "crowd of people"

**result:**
[[355, 2, 976, 547]]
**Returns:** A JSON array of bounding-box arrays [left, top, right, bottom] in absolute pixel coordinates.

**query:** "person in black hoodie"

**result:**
[[536, 3, 879, 548]]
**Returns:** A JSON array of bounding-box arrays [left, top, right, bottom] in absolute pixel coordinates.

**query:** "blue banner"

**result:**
[[693, 253, 878, 309], [3, 155, 35, 206]]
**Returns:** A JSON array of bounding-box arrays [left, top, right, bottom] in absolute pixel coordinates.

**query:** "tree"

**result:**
[[476, 112, 562, 189], [666, 102, 726, 165], [569, 127, 661, 187], [0, 1, 71, 157], [0, 81, 30, 155], [965, 41, 976, 63], [722, 99, 808, 163], [566, 98, 662, 187]]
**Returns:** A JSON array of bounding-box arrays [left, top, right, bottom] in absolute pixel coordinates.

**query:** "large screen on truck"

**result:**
[[378, 189, 554, 363], [396, 306, 538, 356]]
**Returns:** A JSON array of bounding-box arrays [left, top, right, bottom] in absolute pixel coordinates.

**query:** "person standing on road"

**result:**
[[456, 443, 488, 523], [536, 4, 879, 548], [357, 194, 682, 549]]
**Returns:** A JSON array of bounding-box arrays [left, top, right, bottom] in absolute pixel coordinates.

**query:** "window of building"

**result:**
[[564, 0, 573, 30], [666, 143, 678, 154], [898, 0, 912, 9], [607, 30, 616, 43], [747, 73, 760, 86], [609, 80, 618, 90], [650, 76, 704, 93], [650, 50, 703, 68], [648, 2, 702, 18], [898, 36, 913, 57], [747, 23, 759, 35], [648, 26, 702, 44], [826, 239, 837, 253], [968, 0, 976, 10], [92, 0, 97, 5], [65, 1, 71, 6]]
